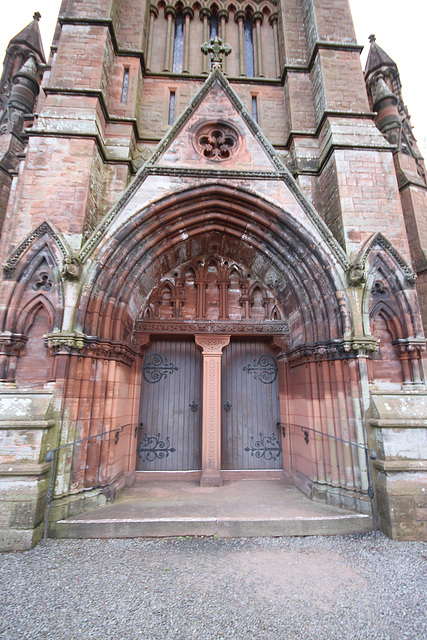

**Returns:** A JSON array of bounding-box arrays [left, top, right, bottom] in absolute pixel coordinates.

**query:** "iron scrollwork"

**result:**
[[137, 433, 176, 462], [243, 354, 278, 384], [142, 353, 178, 383], [245, 432, 282, 461]]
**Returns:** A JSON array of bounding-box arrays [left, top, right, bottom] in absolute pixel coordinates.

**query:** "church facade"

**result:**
[[0, 1, 426, 551]]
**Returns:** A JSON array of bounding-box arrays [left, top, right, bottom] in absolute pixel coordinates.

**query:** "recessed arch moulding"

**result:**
[[77, 183, 350, 346], [55, 180, 377, 514]]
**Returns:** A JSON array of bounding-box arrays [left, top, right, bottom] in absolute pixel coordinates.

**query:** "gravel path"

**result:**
[[1, 533, 426, 640]]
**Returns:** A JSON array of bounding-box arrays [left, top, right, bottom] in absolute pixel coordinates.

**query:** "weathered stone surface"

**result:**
[[0, 0, 426, 549]]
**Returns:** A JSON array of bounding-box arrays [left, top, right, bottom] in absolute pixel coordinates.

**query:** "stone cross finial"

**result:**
[[369, 34, 376, 43], [201, 36, 232, 71], [33, 12, 41, 21]]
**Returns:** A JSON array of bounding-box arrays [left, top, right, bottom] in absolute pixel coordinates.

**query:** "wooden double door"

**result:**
[[137, 337, 282, 472]]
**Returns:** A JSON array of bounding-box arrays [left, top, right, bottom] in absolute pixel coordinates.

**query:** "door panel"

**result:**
[[221, 339, 282, 470], [137, 338, 202, 471]]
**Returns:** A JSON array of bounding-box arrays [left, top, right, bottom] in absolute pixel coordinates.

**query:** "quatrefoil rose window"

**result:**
[[194, 123, 239, 161]]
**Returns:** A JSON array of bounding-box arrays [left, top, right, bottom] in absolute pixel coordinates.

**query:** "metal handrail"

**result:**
[[277, 422, 377, 537], [43, 422, 141, 544]]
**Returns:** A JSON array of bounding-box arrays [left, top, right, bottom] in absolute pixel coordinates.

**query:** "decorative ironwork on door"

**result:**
[[142, 353, 178, 383], [243, 353, 278, 384], [137, 432, 176, 462], [245, 432, 282, 461]]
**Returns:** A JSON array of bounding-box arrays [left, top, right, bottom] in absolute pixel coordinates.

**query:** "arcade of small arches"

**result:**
[[145, 0, 280, 78], [138, 257, 285, 323]]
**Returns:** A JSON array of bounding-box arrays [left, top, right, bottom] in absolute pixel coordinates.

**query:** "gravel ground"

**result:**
[[1, 533, 426, 640]]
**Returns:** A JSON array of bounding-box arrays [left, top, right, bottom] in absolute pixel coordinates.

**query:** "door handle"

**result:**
[[189, 401, 201, 412], [223, 401, 232, 412]]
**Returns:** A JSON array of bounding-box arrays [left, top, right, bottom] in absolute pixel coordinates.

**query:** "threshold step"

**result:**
[[50, 513, 373, 539]]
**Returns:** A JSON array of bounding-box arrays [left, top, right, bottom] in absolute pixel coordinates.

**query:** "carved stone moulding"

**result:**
[[47, 332, 137, 366], [287, 338, 379, 366], [134, 320, 289, 335]]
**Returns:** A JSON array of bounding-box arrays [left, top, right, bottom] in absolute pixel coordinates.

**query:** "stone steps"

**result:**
[[51, 512, 373, 539], [49, 480, 374, 539]]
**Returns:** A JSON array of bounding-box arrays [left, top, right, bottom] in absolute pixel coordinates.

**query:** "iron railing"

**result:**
[[43, 422, 141, 543], [277, 422, 377, 536]]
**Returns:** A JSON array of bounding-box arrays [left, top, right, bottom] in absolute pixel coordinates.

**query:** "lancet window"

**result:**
[[172, 13, 184, 73], [244, 16, 254, 77], [146, 1, 280, 79]]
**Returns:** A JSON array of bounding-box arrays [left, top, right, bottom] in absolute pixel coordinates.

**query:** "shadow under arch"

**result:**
[[77, 184, 350, 348]]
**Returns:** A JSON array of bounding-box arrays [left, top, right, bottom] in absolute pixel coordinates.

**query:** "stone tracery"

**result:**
[[138, 255, 285, 323]]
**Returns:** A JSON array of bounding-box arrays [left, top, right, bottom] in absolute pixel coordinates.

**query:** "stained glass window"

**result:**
[[172, 14, 184, 74], [210, 15, 218, 39], [252, 96, 258, 123], [244, 18, 254, 77], [121, 68, 129, 104], [168, 91, 176, 125]]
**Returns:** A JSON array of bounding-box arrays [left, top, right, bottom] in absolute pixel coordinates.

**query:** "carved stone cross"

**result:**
[[201, 36, 232, 71]]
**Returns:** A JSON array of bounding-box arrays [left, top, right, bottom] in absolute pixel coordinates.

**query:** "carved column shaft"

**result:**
[[164, 9, 175, 72], [409, 351, 423, 384], [254, 16, 263, 77], [201, 10, 210, 74], [270, 17, 280, 78], [146, 8, 158, 71], [219, 12, 228, 74], [236, 14, 245, 76], [183, 10, 193, 73], [195, 334, 230, 486], [398, 351, 413, 385]]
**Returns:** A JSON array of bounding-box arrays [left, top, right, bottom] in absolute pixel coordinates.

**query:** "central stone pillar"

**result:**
[[195, 334, 230, 486]]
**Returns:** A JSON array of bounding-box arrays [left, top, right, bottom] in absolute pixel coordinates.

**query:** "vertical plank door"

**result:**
[[221, 338, 282, 470], [137, 338, 202, 471]]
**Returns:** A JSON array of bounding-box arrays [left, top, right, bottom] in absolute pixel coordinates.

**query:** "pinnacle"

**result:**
[[8, 13, 46, 63], [365, 36, 396, 78]]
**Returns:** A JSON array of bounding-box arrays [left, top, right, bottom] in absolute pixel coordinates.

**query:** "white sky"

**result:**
[[1, 1, 426, 156]]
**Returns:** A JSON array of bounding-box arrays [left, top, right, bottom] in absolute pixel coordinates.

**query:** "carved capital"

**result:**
[[195, 334, 230, 355], [343, 337, 379, 356], [132, 334, 151, 354], [182, 6, 194, 19], [164, 5, 176, 19], [47, 331, 86, 354], [393, 338, 426, 355], [0, 333, 28, 356], [271, 336, 290, 358], [200, 7, 212, 20]]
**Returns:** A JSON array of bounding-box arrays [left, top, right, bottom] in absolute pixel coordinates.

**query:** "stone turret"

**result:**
[[365, 35, 425, 179], [0, 16, 45, 234], [0, 12, 45, 110]]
